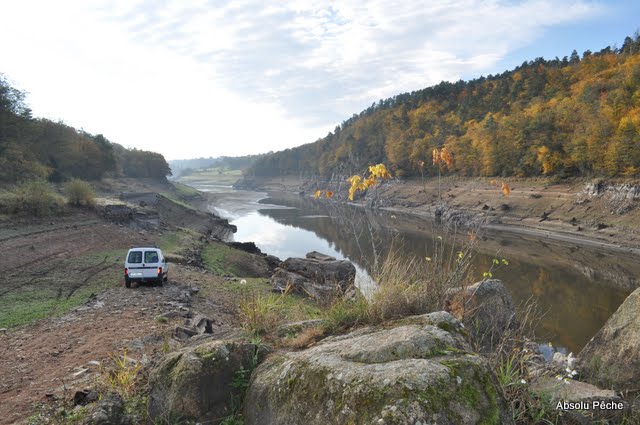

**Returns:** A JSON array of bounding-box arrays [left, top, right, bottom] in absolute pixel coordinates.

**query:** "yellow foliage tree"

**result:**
[[347, 164, 392, 201]]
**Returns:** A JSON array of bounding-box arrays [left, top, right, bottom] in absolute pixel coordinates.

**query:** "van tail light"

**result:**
[[157, 267, 162, 276], [124, 268, 128, 276]]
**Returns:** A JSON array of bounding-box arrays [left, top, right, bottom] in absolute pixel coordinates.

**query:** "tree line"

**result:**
[[0, 75, 171, 184], [169, 153, 268, 177], [247, 34, 640, 179]]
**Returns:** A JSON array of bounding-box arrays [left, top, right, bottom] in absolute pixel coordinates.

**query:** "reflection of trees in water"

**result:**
[[259, 201, 386, 271], [474, 253, 630, 353], [260, 195, 452, 274], [259, 194, 635, 353]]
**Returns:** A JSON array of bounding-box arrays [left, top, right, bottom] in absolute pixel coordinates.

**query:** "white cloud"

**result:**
[[0, 0, 604, 160]]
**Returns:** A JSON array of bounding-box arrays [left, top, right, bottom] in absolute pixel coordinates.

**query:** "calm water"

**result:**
[[193, 182, 638, 354]]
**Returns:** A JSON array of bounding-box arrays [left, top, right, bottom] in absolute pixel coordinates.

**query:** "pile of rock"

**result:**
[[271, 251, 356, 301], [173, 313, 216, 340]]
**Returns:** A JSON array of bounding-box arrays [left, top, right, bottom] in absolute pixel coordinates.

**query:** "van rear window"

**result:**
[[145, 251, 159, 263], [128, 251, 142, 263]]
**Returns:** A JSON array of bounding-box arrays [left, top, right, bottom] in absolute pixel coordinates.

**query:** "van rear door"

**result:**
[[127, 250, 144, 279], [142, 250, 161, 279]]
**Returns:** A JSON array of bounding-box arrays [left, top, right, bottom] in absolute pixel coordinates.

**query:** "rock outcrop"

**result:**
[[271, 251, 356, 300], [244, 311, 513, 425], [446, 279, 516, 352], [579, 286, 640, 391], [147, 339, 264, 423]]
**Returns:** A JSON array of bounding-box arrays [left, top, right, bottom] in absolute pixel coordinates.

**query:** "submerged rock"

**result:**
[[579, 286, 640, 391], [244, 311, 513, 425]]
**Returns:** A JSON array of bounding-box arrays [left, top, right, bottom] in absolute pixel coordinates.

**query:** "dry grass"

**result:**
[[322, 231, 478, 333], [65, 178, 96, 206], [99, 349, 143, 399], [323, 294, 370, 333], [0, 180, 65, 216], [238, 291, 287, 336], [485, 299, 566, 424], [282, 326, 326, 349]]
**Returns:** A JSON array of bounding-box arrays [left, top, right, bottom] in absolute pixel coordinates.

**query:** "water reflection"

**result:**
[[197, 184, 637, 354]]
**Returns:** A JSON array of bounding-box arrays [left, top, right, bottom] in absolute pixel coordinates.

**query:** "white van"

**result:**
[[124, 247, 168, 288]]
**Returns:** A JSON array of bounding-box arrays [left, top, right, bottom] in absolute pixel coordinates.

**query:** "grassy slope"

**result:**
[[0, 178, 323, 331], [177, 167, 243, 185]]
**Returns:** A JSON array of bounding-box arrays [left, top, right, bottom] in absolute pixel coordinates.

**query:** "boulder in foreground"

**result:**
[[147, 339, 264, 423], [244, 311, 513, 425], [447, 279, 516, 352], [579, 286, 640, 391]]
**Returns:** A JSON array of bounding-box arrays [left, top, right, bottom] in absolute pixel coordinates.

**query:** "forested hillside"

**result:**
[[0, 75, 170, 184], [248, 34, 640, 179]]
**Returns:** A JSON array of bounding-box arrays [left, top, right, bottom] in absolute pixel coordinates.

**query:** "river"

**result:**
[[192, 182, 638, 356]]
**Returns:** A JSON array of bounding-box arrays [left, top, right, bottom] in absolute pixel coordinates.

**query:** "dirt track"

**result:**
[[0, 182, 243, 424], [0, 266, 240, 425]]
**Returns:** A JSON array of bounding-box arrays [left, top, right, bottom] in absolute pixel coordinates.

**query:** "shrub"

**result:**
[[99, 349, 142, 398], [321, 234, 477, 333], [0, 180, 64, 216], [323, 295, 370, 333], [238, 292, 286, 336], [65, 178, 95, 206]]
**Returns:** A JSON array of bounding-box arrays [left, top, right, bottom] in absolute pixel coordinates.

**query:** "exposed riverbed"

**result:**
[[193, 182, 638, 355]]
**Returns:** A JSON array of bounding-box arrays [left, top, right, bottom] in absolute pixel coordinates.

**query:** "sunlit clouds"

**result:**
[[0, 0, 632, 159]]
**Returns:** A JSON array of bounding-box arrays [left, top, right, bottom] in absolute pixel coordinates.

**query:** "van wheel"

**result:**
[[163, 274, 168, 283], [157, 279, 164, 287], [125, 278, 131, 288]]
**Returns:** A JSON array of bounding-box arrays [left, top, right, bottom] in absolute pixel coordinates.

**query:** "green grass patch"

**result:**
[[158, 192, 199, 212], [0, 250, 125, 328], [170, 181, 201, 198], [201, 242, 261, 276], [228, 278, 323, 322], [159, 229, 199, 256], [178, 167, 243, 185]]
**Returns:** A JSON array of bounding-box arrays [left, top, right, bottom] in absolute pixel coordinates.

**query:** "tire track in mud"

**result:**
[[0, 263, 63, 298], [0, 220, 100, 242], [65, 256, 114, 299], [1, 256, 117, 300]]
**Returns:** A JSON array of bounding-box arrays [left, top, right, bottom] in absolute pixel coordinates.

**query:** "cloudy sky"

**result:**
[[1, 1, 638, 160]]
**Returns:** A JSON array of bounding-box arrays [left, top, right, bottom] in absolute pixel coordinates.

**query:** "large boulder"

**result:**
[[579, 287, 640, 391], [147, 339, 264, 423], [271, 252, 356, 300], [244, 311, 513, 425], [446, 279, 516, 352]]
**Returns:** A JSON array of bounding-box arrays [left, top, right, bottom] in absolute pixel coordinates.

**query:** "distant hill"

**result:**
[[247, 34, 640, 179], [169, 154, 267, 178], [0, 75, 171, 184]]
